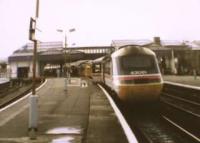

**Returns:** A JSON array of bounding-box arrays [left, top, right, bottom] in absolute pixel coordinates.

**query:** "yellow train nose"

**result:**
[[116, 83, 163, 102]]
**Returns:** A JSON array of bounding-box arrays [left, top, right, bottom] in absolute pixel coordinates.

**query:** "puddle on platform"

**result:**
[[81, 80, 88, 88], [51, 136, 74, 143], [46, 127, 82, 135], [70, 79, 78, 83], [67, 78, 81, 86]]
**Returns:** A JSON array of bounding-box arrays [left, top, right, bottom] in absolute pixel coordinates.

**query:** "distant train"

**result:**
[[91, 56, 104, 82], [77, 61, 92, 77], [92, 45, 163, 103]]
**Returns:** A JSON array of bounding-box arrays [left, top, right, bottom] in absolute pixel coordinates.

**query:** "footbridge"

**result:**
[[8, 42, 113, 78]]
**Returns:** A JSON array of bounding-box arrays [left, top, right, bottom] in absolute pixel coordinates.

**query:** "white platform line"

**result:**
[[98, 84, 138, 143], [162, 115, 200, 142]]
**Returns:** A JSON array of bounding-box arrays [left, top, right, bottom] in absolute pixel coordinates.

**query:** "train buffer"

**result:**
[[0, 78, 129, 143]]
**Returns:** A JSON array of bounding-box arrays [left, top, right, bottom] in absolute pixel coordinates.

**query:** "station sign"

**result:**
[[29, 17, 36, 41]]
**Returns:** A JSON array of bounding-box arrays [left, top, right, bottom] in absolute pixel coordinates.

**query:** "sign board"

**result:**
[[29, 17, 36, 41]]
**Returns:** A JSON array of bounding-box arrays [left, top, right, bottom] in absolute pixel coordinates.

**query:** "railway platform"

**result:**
[[163, 75, 200, 86], [0, 78, 128, 143]]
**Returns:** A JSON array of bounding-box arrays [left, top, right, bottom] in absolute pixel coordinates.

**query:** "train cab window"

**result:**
[[114, 55, 159, 75], [92, 63, 101, 73]]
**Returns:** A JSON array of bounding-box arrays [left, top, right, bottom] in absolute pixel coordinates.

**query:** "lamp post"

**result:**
[[57, 28, 75, 88], [28, 0, 39, 140]]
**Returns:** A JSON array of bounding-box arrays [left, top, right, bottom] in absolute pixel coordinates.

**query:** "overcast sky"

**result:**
[[0, 0, 200, 59]]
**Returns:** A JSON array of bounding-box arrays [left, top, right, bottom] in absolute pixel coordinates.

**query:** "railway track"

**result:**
[[121, 105, 195, 143], [0, 79, 43, 109], [163, 81, 200, 103], [161, 82, 200, 143], [100, 82, 200, 143], [0, 84, 32, 108]]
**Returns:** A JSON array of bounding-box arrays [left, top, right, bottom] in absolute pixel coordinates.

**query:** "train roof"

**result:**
[[112, 45, 156, 57], [71, 60, 90, 66], [92, 56, 106, 63]]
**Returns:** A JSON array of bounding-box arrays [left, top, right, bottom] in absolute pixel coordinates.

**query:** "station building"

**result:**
[[112, 37, 200, 75], [8, 41, 111, 78], [0, 60, 9, 78], [8, 38, 200, 78]]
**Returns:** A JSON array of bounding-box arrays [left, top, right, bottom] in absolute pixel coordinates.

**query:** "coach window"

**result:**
[[93, 63, 101, 73], [105, 60, 111, 75], [110, 61, 113, 75], [112, 58, 118, 75]]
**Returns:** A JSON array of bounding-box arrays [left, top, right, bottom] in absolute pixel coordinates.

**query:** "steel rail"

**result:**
[[162, 115, 200, 142], [162, 92, 200, 106], [161, 99, 200, 118]]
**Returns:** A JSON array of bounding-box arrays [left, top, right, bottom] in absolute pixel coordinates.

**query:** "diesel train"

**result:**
[[92, 45, 163, 103]]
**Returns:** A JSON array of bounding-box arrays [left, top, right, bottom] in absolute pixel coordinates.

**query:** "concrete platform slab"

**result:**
[[0, 78, 128, 143]]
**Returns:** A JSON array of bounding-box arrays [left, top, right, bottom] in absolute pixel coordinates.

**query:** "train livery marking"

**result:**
[[130, 71, 147, 75]]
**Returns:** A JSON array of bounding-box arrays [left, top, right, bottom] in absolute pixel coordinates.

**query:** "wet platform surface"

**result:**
[[0, 78, 127, 143]]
